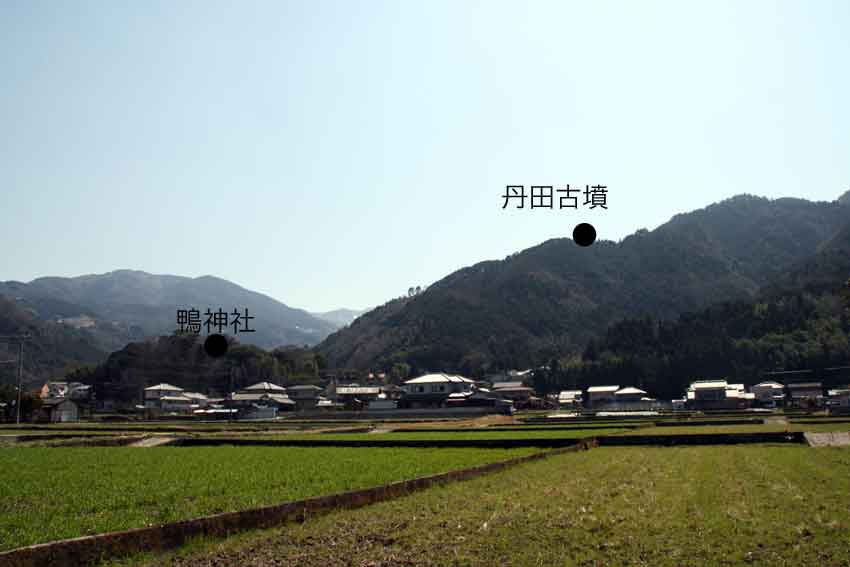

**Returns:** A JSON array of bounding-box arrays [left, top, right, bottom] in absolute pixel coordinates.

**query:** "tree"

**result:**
[[390, 362, 411, 383]]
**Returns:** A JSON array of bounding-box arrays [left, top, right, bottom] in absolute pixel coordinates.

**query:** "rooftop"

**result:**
[[615, 387, 647, 396], [690, 380, 728, 390], [336, 386, 381, 395], [404, 373, 475, 385], [752, 381, 784, 389], [160, 395, 192, 402], [231, 392, 295, 404], [558, 390, 582, 400], [492, 381, 526, 390], [587, 385, 619, 393], [144, 383, 183, 392], [243, 382, 286, 392], [183, 392, 208, 400]]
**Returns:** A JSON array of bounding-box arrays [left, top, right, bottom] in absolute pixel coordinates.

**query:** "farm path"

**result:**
[[804, 431, 850, 446]]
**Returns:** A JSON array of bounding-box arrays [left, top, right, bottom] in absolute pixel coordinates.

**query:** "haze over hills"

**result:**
[[316, 193, 850, 374], [0, 270, 337, 352], [311, 308, 370, 329]]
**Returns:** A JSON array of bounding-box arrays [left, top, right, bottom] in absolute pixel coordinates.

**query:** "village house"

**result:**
[[331, 384, 382, 410], [786, 382, 824, 409], [183, 392, 210, 408], [686, 380, 754, 410], [751, 381, 786, 408], [229, 381, 296, 417], [445, 387, 514, 413], [725, 383, 755, 409], [400, 373, 475, 408], [687, 380, 728, 410], [828, 388, 850, 415], [40, 381, 89, 399], [39, 381, 93, 418], [490, 381, 537, 407], [586, 385, 619, 408], [37, 398, 80, 422], [558, 390, 583, 409], [485, 369, 534, 385], [286, 384, 324, 411], [143, 383, 193, 414], [613, 386, 648, 404]]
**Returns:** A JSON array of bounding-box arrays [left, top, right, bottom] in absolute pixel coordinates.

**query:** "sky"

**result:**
[[2, 0, 849, 312]]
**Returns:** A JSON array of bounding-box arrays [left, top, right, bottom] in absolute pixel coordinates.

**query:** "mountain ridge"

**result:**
[[316, 193, 850, 373], [0, 270, 337, 352]]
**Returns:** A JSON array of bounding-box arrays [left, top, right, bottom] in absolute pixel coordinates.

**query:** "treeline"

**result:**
[[75, 334, 327, 406], [531, 286, 850, 400]]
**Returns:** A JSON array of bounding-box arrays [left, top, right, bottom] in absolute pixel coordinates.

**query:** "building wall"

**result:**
[[52, 401, 79, 423], [587, 393, 616, 407]]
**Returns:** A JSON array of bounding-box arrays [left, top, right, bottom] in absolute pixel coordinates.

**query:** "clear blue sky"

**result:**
[[2, 0, 848, 312]]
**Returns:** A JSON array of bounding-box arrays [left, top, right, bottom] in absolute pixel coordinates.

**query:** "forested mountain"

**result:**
[[317, 194, 850, 374], [0, 295, 106, 387], [0, 270, 336, 352], [531, 225, 850, 399], [75, 333, 325, 406]]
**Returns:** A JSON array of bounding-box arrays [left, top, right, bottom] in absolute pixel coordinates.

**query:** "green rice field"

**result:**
[[0, 445, 539, 551]]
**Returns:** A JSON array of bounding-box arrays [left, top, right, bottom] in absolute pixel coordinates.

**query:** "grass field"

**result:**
[[118, 445, 850, 567], [0, 445, 539, 551]]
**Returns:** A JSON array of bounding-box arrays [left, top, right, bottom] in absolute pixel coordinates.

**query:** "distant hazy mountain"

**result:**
[[311, 308, 369, 329], [317, 193, 850, 373], [0, 270, 337, 352]]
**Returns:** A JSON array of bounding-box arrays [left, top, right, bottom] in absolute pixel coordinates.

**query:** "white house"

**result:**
[[688, 380, 728, 408], [144, 383, 193, 412], [401, 373, 475, 408], [230, 381, 296, 413], [614, 386, 648, 403], [586, 385, 619, 408], [558, 390, 583, 409]]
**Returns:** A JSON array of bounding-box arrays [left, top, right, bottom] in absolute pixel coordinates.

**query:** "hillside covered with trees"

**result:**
[[0, 295, 106, 388], [318, 194, 850, 375], [530, 225, 850, 399], [74, 333, 327, 406]]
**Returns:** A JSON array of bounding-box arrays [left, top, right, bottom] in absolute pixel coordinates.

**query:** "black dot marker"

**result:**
[[573, 223, 597, 247], [204, 334, 228, 357]]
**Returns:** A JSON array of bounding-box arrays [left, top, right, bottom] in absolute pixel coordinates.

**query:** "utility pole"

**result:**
[[0, 335, 33, 425], [16, 341, 23, 424]]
